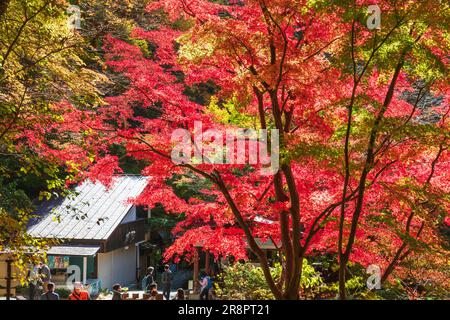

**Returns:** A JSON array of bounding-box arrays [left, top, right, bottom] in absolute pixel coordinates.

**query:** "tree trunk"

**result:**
[[338, 256, 347, 299], [284, 257, 302, 300], [338, 51, 407, 299]]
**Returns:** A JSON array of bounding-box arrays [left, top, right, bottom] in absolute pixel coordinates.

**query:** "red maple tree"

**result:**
[[87, 0, 449, 299]]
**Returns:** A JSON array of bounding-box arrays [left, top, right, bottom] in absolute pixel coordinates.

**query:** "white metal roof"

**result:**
[[28, 175, 149, 241], [47, 246, 100, 256]]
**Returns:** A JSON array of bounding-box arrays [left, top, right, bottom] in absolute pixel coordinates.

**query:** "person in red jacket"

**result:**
[[69, 282, 90, 300]]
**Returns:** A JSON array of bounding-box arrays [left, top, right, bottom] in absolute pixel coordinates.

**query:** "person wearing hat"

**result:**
[[68, 282, 90, 300], [142, 266, 155, 293]]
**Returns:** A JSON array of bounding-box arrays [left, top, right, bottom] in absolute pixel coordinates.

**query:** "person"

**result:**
[[111, 283, 123, 300], [173, 288, 185, 300], [199, 272, 212, 300], [68, 282, 90, 300], [40, 282, 59, 300], [142, 267, 155, 292], [27, 264, 39, 300], [148, 282, 158, 292], [38, 262, 51, 293], [161, 264, 173, 300], [148, 288, 158, 300]]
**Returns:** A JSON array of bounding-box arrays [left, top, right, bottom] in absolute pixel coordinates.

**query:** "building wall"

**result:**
[[97, 246, 136, 289], [67, 256, 95, 279], [0, 254, 20, 297]]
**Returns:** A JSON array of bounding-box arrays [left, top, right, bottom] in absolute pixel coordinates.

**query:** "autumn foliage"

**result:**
[[82, 0, 450, 299], [1, 0, 449, 299]]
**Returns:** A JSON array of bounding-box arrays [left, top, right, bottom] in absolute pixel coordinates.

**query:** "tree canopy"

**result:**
[[0, 0, 448, 299]]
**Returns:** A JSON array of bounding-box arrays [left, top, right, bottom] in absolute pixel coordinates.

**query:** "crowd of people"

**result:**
[[132, 264, 217, 300], [27, 262, 218, 300], [33, 280, 91, 301]]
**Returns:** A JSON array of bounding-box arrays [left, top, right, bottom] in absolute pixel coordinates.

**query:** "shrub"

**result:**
[[54, 288, 71, 299], [215, 259, 324, 300]]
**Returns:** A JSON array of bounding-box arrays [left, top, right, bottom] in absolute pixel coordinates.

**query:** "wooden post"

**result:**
[[93, 254, 98, 279], [205, 251, 211, 275], [6, 259, 13, 301], [193, 247, 200, 294], [135, 244, 140, 284], [82, 256, 87, 284]]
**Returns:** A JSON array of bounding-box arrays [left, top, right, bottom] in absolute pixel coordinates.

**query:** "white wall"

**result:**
[[97, 246, 136, 289]]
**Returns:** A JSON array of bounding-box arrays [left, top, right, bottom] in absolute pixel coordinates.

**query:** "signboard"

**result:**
[[48, 256, 70, 269]]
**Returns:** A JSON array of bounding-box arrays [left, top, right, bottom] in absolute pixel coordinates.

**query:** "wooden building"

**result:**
[[0, 253, 21, 299], [27, 175, 152, 291]]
